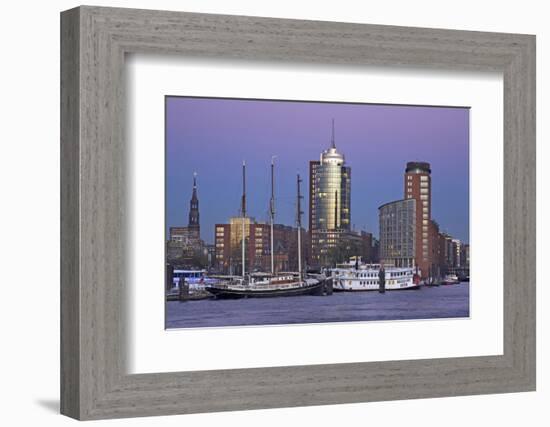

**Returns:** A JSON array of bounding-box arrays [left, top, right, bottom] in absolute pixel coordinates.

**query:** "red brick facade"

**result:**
[[404, 162, 432, 278]]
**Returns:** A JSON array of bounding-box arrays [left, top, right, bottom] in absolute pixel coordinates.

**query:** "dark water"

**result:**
[[166, 282, 470, 329]]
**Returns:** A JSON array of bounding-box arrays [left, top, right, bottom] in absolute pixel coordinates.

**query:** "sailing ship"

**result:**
[[331, 257, 421, 291], [206, 159, 329, 299]]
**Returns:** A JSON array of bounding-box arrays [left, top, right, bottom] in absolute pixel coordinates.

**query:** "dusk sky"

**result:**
[[166, 96, 469, 245]]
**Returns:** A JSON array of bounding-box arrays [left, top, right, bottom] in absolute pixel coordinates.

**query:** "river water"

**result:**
[[166, 282, 470, 329]]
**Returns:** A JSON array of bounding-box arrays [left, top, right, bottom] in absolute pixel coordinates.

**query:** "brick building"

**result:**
[[214, 218, 304, 274], [404, 161, 432, 277]]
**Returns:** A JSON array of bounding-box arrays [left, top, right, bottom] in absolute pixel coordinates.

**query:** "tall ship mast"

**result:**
[[270, 156, 276, 275], [241, 160, 246, 279], [296, 173, 303, 283], [205, 161, 330, 299]]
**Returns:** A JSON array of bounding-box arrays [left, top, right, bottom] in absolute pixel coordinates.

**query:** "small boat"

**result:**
[[331, 258, 421, 291], [442, 273, 460, 285], [170, 269, 218, 290]]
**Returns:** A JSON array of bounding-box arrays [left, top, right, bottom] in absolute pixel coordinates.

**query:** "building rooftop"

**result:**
[[320, 119, 345, 165], [378, 198, 415, 210], [405, 161, 431, 174]]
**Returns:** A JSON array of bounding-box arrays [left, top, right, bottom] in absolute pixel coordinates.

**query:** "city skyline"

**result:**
[[166, 96, 470, 245]]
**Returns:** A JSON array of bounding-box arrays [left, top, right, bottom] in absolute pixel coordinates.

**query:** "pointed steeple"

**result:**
[[188, 172, 200, 235], [191, 171, 198, 199]]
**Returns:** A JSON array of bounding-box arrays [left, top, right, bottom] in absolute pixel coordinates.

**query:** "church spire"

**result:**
[[191, 171, 198, 199], [188, 172, 200, 235]]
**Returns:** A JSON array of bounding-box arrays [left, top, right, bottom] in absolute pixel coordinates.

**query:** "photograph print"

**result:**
[[165, 96, 470, 329]]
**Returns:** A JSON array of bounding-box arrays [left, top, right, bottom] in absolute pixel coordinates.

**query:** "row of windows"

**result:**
[[406, 174, 429, 180], [355, 271, 413, 278]]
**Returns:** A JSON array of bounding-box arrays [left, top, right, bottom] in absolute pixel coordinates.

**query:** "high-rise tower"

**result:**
[[188, 172, 200, 240], [308, 120, 351, 265], [404, 161, 431, 277]]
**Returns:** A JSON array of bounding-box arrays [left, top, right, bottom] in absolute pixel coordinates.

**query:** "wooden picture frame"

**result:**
[[60, 5, 536, 420]]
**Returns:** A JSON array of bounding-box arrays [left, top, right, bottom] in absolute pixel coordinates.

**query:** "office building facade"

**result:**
[[378, 198, 416, 267], [308, 121, 351, 265], [214, 218, 304, 274]]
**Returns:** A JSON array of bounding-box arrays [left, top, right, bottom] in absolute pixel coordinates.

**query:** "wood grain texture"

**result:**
[[60, 7, 80, 419], [60, 6, 536, 420]]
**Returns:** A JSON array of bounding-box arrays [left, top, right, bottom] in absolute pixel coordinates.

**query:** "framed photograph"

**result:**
[[61, 6, 536, 420], [164, 97, 471, 329]]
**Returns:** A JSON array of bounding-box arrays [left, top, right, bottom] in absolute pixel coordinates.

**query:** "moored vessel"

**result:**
[[206, 160, 332, 299], [442, 273, 460, 285], [331, 258, 421, 291], [206, 273, 328, 299]]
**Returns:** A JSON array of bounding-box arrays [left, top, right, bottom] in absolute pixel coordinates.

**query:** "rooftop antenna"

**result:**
[[331, 118, 336, 149]]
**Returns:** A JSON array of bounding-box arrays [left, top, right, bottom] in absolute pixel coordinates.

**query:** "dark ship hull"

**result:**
[[206, 278, 332, 299]]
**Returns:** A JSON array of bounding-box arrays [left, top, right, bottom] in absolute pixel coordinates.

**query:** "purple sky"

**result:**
[[166, 96, 469, 245]]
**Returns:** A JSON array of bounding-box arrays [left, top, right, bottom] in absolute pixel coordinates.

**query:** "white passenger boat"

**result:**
[[442, 273, 460, 285], [171, 269, 218, 290], [331, 258, 421, 291]]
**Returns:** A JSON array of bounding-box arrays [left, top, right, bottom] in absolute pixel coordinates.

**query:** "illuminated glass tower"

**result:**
[[308, 120, 351, 265]]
